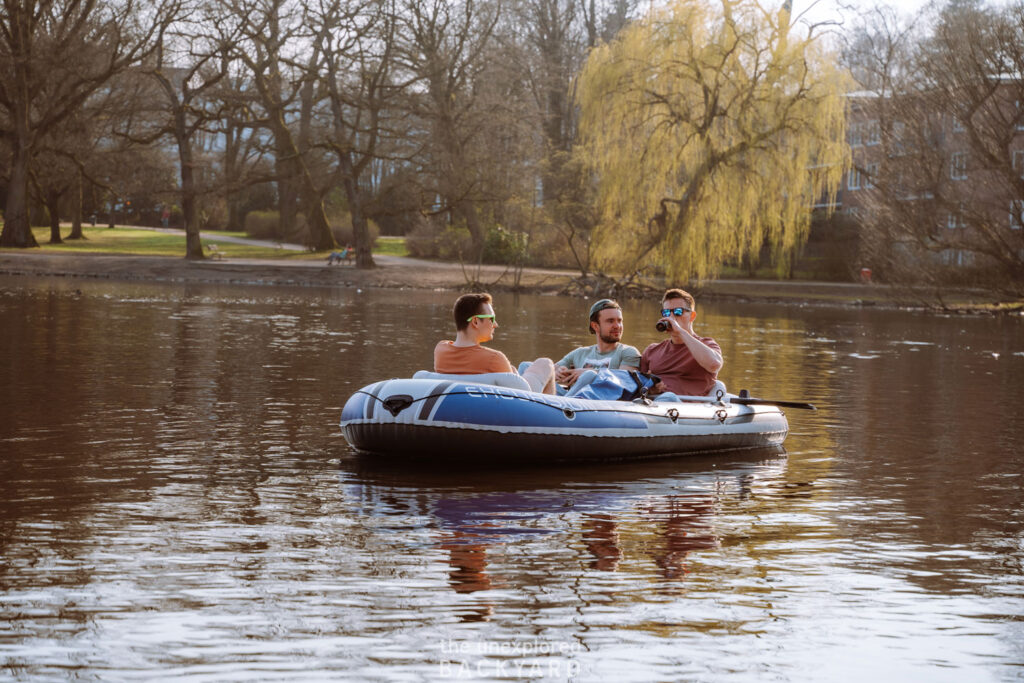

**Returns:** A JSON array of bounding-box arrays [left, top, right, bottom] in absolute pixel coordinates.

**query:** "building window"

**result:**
[[865, 120, 881, 146], [849, 122, 862, 147], [1013, 150, 1024, 178], [950, 152, 967, 180], [891, 121, 906, 151], [941, 249, 972, 266], [952, 115, 965, 132], [1011, 200, 1024, 230], [1017, 101, 1024, 131], [947, 209, 965, 229], [847, 168, 862, 190], [864, 163, 879, 190]]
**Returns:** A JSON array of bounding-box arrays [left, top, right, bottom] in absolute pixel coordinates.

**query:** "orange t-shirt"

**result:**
[[434, 341, 514, 374]]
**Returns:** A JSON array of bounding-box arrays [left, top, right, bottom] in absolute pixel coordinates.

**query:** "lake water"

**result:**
[[1, 275, 1022, 682]]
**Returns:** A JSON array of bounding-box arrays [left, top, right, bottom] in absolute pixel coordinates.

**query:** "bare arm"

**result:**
[[663, 317, 723, 373]]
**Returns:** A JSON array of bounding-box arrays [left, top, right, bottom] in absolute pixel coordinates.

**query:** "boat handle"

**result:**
[[381, 394, 414, 416]]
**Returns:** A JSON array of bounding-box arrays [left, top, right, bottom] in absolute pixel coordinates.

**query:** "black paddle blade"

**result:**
[[731, 397, 817, 410]]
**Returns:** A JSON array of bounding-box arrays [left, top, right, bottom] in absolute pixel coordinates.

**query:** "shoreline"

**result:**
[[0, 251, 578, 293], [0, 251, 1015, 313]]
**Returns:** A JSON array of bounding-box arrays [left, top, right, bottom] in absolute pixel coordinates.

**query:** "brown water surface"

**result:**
[[1, 276, 1022, 681]]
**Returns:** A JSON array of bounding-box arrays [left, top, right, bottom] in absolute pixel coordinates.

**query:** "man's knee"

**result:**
[[522, 357, 555, 393], [532, 357, 553, 372]]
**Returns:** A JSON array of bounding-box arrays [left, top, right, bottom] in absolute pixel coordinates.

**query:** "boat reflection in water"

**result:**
[[343, 447, 785, 616]]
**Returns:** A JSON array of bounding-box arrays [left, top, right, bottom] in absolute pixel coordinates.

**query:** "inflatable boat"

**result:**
[[340, 372, 800, 463]]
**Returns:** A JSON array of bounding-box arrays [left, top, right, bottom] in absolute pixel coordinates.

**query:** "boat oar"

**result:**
[[667, 389, 819, 411], [730, 397, 816, 411], [728, 389, 815, 410]]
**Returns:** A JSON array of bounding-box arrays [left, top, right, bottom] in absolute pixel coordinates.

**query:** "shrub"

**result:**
[[438, 225, 473, 260], [328, 212, 380, 246], [404, 217, 471, 259], [245, 210, 280, 239], [405, 217, 442, 258], [483, 224, 528, 264], [524, 223, 581, 269]]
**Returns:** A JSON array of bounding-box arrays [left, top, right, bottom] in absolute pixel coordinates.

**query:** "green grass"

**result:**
[[374, 236, 409, 257], [2, 227, 407, 260]]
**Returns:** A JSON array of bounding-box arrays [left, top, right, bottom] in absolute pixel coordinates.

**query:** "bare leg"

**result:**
[[522, 357, 556, 394]]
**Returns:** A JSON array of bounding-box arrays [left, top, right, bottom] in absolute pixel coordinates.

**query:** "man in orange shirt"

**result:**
[[434, 292, 556, 394]]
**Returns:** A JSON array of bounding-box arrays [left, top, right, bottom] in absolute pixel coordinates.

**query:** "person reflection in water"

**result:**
[[649, 495, 718, 580], [442, 533, 493, 593], [440, 531, 496, 622], [582, 513, 622, 571]]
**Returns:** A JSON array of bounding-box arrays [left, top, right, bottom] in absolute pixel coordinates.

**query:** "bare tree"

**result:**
[[515, 0, 640, 274], [848, 0, 1024, 297], [0, 0, 173, 247], [308, 0, 410, 267], [126, 1, 242, 258], [218, 0, 336, 251], [396, 0, 503, 257]]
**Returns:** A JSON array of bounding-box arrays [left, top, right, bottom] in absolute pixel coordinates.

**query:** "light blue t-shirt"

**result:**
[[556, 343, 641, 371]]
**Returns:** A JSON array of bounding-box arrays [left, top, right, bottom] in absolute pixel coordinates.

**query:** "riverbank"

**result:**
[[0, 251, 577, 293], [0, 250, 1018, 313]]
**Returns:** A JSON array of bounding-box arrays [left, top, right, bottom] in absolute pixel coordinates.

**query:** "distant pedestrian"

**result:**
[[161, 205, 171, 228]]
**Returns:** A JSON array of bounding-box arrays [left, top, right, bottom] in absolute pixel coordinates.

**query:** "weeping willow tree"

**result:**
[[575, 0, 851, 282]]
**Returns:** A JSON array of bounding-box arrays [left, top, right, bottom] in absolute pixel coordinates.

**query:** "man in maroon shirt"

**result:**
[[640, 288, 723, 397]]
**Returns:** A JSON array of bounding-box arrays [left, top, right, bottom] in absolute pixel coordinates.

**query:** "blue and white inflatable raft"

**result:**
[[340, 372, 790, 462]]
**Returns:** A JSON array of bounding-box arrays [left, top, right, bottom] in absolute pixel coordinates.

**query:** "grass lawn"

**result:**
[[3, 227, 407, 259], [374, 236, 408, 257]]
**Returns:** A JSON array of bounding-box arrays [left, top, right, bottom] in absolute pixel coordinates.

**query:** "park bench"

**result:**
[[326, 248, 355, 266]]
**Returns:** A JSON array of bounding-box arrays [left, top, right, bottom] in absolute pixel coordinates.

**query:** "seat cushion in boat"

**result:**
[[412, 370, 532, 392]]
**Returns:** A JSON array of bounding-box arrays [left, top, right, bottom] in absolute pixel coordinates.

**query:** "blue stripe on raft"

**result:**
[[431, 385, 649, 430]]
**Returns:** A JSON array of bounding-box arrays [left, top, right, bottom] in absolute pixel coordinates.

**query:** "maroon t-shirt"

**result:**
[[640, 336, 721, 396]]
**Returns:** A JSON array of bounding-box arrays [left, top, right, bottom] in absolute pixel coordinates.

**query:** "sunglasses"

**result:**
[[661, 307, 692, 317], [467, 314, 497, 323]]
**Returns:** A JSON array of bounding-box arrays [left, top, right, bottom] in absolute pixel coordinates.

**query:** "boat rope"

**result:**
[[353, 388, 727, 422]]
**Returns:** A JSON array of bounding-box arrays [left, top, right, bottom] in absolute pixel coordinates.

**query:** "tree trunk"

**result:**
[[180, 161, 204, 259], [339, 152, 376, 268], [177, 123, 204, 259], [295, 57, 335, 253], [67, 172, 85, 239], [271, 115, 334, 251], [302, 186, 336, 252], [276, 155, 298, 240], [226, 199, 244, 232], [458, 201, 485, 260], [0, 143, 39, 248], [46, 189, 63, 244]]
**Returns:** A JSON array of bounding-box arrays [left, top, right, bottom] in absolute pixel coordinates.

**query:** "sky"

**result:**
[[793, 0, 933, 31]]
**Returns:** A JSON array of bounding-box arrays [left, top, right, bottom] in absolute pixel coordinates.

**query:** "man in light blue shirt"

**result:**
[[555, 299, 641, 392]]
